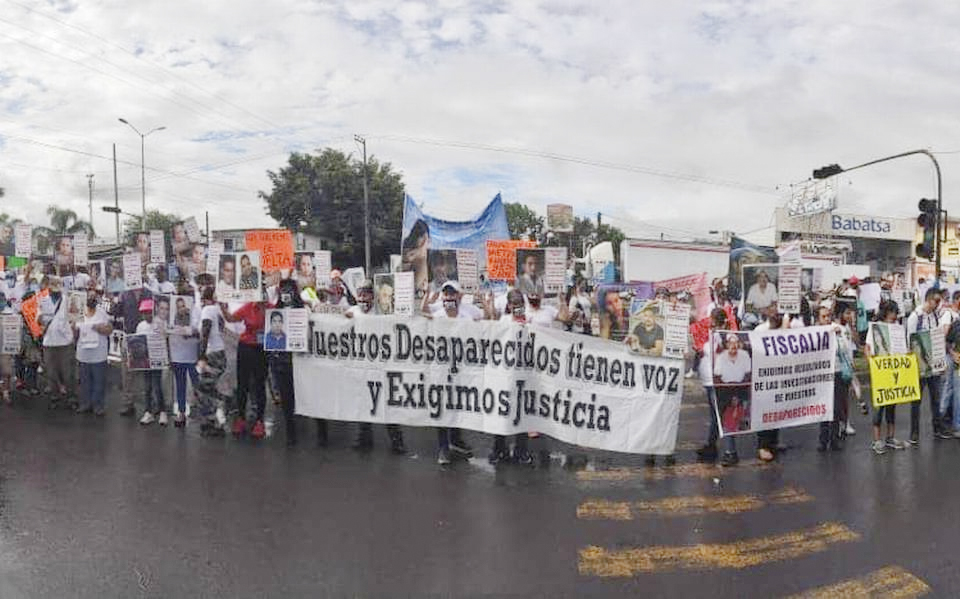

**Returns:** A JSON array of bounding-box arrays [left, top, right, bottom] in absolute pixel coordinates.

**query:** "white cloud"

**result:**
[[1, 0, 959, 246]]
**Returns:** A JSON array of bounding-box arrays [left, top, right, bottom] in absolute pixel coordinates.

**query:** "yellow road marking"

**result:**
[[786, 565, 930, 598], [577, 487, 812, 519], [576, 460, 778, 482], [681, 403, 708, 410], [578, 522, 859, 576]]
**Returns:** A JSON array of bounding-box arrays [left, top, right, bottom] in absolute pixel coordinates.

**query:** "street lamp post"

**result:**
[[813, 149, 943, 277], [354, 134, 371, 276], [118, 118, 166, 229]]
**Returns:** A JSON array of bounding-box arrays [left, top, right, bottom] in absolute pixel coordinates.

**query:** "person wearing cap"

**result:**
[[39, 275, 76, 409], [345, 279, 406, 454], [135, 297, 168, 425], [422, 280, 478, 465], [72, 287, 112, 416], [222, 298, 269, 440]]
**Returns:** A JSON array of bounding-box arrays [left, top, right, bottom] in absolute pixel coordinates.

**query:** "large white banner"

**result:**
[[294, 314, 684, 454]]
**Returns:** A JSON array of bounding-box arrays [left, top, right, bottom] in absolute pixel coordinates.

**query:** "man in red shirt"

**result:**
[[224, 301, 269, 439]]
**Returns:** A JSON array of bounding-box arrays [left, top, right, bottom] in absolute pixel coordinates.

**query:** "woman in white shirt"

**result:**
[[169, 283, 201, 428], [73, 289, 112, 415]]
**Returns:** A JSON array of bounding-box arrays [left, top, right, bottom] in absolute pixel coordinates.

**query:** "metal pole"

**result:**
[[355, 135, 371, 276], [112, 144, 120, 244], [140, 133, 146, 229], [86, 174, 94, 239]]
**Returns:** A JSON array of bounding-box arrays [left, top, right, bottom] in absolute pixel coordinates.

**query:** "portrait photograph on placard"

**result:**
[[126, 333, 150, 370], [515, 248, 546, 297], [88, 260, 105, 290], [54, 235, 75, 276], [427, 249, 458, 293], [237, 252, 260, 290], [154, 295, 171, 330], [742, 264, 779, 315], [0, 223, 14, 256], [625, 299, 664, 357], [294, 251, 316, 289], [105, 257, 125, 294], [712, 331, 753, 386], [374, 274, 395, 315], [172, 295, 194, 328], [264, 309, 288, 351], [131, 231, 151, 267]]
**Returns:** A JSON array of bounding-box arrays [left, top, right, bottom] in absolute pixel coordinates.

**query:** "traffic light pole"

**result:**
[[813, 149, 943, 278]]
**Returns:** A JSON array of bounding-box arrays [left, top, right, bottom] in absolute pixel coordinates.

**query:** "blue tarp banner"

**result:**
[[401, 193, 509, 265]]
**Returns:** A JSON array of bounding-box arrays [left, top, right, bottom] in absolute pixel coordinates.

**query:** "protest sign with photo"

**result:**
[[393, 271, 415, 317], [741, 263, 779, 315], [15, 224, 32, 258], [20, 288, 47, 339], [0, 223, 14, 256], [74, 234, 88, 267], [125, 332, 169, 370], [544, 247, 567, 294], [123, 253, 143, 290], [216, 251, 263, 302], [910, 328, 947, 377], [778, 263, 801, 314], [515, 248, 546, 297], [104, 257, 125, 294], [131, 231, 151, 267], [427, 249, 459, 293], [170, 295, 195, 329], [153, 295, 172, 330], [314, 250, 332, 287], [245, 229, 293, 272], [293, 252, 316, 289], [149, 230, 166, 264], [597, 284, 654, 342], [867, 322, 908, 357], [455, 249, 479, 293], [728, 236, 778, 300], [341, 267, 365, 301], [66, 291, 86, 324], [206, 240, 223, 276], [655, 272, 711, 321], [109, 330, 125, 359], [373, 274, 396, 315], [294, 314, 684, 455], [713, 326, 835, 436], [183, 217, 202, 243], [625, 299, 666, 357], [1, 314, 21, 355], [486, 239, 538, 281], [264, 308, 309, 352], [53, 235, 75, 275]]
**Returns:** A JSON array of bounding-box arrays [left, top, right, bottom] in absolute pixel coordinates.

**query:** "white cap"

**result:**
[[441, 280, 461, 293]]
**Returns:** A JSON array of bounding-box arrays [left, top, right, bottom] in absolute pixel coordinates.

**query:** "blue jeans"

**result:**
[[143, 370, 165, 414], [172, 362, 200, 414], [940, 356, 955, 420], [706, 387, 737, 454], [79, 361, 107, 411]]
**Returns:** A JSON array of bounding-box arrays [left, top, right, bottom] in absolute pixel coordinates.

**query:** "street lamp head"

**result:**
[[118, 118, 129, 125], [101, 206, 121, 214], [812, 164, 844, 180]]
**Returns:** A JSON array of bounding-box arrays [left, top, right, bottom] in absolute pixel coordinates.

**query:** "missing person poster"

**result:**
[[544, 247, 567, 294], [778, 263, 801, 314], [1, 314, 21, 355], [14, 224, 32, 258], [215, 251, 263, 302], [741, 263, 779, 315], [149, 230, 165, 264], [125, 332, 169, 370], [206, 240, 223, 276], [626, 299, 665, 357], [293, 252, 316, 289], [713, 326, 834, 436], [74, 234, 89, 267], [662, 302, 691, 359], [867, 322, 908, 356], [109, 330, 125, 359], [264, 308, 309, 352], [515, 248, 546, 297], [66, 291, 86, 324], [314, 250, 332, 287], [153, 295, 172, 331], [427, 249, 458, 293], [294, 314, 684, 454], [183, 217, 202, 243], [123, 253, 143, 290], [455, 249, 479, 293], [373, 274, 396, 315], [393, 271, 415, 317], [486, 240, 538, 281], [910, 328, 947, 377], [170, 295, 195, 330]]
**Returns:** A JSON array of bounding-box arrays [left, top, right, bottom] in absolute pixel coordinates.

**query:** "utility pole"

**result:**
[[355, 134, 371, 276], [597, 212, 601, 229], [112, 144, 120, 244], [86, 174, 95, 240]]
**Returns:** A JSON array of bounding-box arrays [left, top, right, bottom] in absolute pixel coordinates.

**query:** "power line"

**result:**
[[370, 134, 778, 194]]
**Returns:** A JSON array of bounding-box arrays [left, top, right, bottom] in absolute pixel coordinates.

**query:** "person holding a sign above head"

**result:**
[[422, 280, 477, 465], [867, 300, 907, 454], [222, 299, 268, 441], [346, 280, 406, 454], [745, 270, 778, 314], [196, 286, 229, 437], [238, 253, 259, 291], [907, 286, 946, 445], [72, 288, 112, 416], [135, 298, 168, 426], [217, 255, 236, 297], [39, 276, 76, 410]]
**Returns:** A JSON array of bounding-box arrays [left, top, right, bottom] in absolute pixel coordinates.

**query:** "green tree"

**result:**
[[504, 202, 544, 241], [34, 206, 95, 254], [259, 148, 404, 269], [571, 216, 626, 264]]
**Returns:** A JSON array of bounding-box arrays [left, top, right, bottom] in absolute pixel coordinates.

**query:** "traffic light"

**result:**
[[917, 198, 938, 260]]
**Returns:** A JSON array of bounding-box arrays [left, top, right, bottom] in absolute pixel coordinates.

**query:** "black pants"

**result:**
[[270, 355, 326, 444], [492, 434, 528, 454], [910, 375, 942, 439], [873, 405, 896, 426], [236, 343, 267, 421], [820, 375, 850, 446], [437, 428, 466, 449]]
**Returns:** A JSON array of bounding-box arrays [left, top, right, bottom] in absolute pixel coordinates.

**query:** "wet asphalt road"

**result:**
[[0, 375, 955, 597]]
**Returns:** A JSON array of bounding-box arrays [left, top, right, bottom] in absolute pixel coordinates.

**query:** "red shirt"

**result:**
[[234, 302, 265, 346]]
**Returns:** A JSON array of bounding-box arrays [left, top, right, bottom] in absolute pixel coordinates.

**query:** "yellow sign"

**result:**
[[869, 354, 921, 408]]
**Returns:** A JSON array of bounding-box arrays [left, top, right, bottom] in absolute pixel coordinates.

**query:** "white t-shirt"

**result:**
[[200, 304, 226, 353], [346, 305, 373, 319], [714, 350, 751, 384], [699, 337, 714, 387], [40, 294, 73, 347], [435, 306, 478, 320], [527, 305, 558, 328], [76, 308, 110, 364], [746, 283, 778, 311], [72, 272, 91, 290]]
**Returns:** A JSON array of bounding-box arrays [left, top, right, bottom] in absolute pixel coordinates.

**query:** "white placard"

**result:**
[[545, 247, 568, 293], [150, 230, 165, 264], [206, 241, 223, 276], [123, 253, 143, 290], [14, 224, 31, 258], [183, 217, 202, 243], [264, 308, 309, 352], [456, 249, 479, 293], [1, 314, 21, 355], [662, 302, 690, 359], [313, 250, 332, 286], [393, 271, 415, 317], [778, 264, 802, 314], [73, 235, 89, 267]]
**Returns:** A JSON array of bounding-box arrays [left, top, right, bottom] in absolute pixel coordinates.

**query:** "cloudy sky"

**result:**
[[1, 0, 959, 243]]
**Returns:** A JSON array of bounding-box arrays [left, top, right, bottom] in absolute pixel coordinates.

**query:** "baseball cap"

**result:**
[[847, 275, 859, 286], [441, 280, 461, 293], [138, 298, 154, 313]]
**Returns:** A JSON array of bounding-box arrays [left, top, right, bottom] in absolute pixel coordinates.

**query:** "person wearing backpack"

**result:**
[[38, 276, 75, 410]]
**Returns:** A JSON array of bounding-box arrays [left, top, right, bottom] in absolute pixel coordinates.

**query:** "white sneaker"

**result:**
[[158, 411, 168, 426], [845, 422, 856, 436], [215, 405, 226, 427], [139, 411, 155, 425]]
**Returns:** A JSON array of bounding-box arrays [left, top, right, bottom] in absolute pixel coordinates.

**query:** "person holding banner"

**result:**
[[867, 301, 907, 454], [39, 276, 76, 410], [907, 287, 946, 444], [135, 299, 168, 426], [222, 300, 268, 440], [345, 280, 407, 454], [72, 288, 112, 416], [696, 309, 740, 466], [423, 280, 476, 465]]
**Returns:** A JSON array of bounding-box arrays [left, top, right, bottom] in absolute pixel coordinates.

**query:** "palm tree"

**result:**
[[34, 206, 95, 254]]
